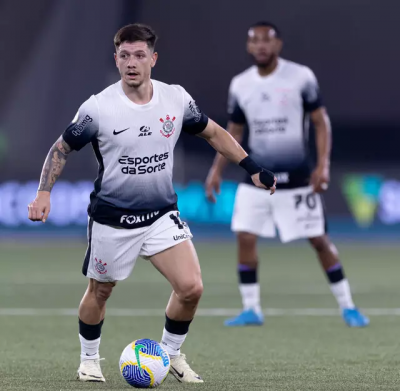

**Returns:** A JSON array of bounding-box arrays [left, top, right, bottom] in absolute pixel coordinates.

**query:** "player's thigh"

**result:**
[[141, 213, 202, 297], [83, 218, 145, 282], [150, 240, 202, 299], [231, 183, 275, 238], [272, 186, 326, 243]]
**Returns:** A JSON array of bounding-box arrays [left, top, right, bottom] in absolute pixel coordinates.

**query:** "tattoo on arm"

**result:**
[[38, 137, 72, 192]]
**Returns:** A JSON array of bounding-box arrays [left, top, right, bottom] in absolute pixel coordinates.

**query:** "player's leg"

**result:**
[[273, 186, 369, 327], [149, 239, 204, 383], [139, 212, 203, 382], [77, 279, 115, 382], [225, 184, 274, 327], [77, 219, 143, 381], [224, 232, 264, 326], [309, 234, 369, 327]]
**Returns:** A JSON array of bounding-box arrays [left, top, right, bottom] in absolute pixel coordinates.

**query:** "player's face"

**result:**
[[115, 41, 158, 87], [247, 26, 282, 67]]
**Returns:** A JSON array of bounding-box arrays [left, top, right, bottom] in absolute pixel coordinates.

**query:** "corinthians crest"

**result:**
[[159, 115, 176, 138]]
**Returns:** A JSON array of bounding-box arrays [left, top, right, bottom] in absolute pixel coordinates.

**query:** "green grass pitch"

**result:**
[[1, 240, 399, 390]]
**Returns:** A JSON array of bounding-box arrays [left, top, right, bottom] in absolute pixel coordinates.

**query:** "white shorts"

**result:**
[[231, 184, 326, 243], [83, 212, 193, 282]]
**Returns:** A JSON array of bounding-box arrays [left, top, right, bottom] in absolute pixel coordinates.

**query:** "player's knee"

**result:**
[[309, 236, 330, 253], [94, 282, 115, 303], [177, 279, 203, 304], [238, 232, 257, 245]]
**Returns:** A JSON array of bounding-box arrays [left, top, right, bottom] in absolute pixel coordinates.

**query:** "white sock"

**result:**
[[329, 279, 355, 309], [79, 334, 101, 361], [239, 283, 262, 314], [161, 328, 187, 358]]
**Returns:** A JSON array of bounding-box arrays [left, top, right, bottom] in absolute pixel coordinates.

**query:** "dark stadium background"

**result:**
[[1, 0, 399, 236], [1, 1, 400, 390]]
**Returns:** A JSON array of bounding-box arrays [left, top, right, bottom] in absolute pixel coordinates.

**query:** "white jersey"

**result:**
[[228, 58, 323, 189], [63, 80, 208, 228]]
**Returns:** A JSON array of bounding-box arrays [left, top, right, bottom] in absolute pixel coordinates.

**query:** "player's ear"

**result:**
[[246, 40, 254, 55], [151, 51, 158, 68], [276, 39, 283, 54], [114, 52, 118, 67]]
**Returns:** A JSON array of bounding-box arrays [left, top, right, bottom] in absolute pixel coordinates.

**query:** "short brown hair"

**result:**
[[114, 23, 158, 51]]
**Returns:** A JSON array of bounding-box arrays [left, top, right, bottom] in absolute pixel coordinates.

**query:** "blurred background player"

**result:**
[[205, 21, 369, 328]]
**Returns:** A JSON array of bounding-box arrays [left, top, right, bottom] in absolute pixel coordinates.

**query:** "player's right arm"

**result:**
[[28, 96, 99, 223], [205, 78, 246, 202], [28, 136, 73, 223]]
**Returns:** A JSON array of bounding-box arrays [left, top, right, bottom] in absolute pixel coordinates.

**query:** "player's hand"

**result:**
[[205, 169, 222, 203], [28, 191, 51, 223], [310, 164, 330, 193], [251, 172, 277, 195]]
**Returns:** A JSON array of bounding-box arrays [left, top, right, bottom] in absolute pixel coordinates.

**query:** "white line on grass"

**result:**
[[1, 308, 400, 316]]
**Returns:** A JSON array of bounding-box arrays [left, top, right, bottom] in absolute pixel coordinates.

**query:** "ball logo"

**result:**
[[160, 115, 176, 138], [134, 343, 145, 375], [94, 258, 107, 274]]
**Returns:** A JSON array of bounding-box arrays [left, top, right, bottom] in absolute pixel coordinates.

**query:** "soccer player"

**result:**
[[205, 22, 369, 328], [27, 24, 276, 383]]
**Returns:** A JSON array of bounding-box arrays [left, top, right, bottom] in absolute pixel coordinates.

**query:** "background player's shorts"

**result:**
[[231, 183, 326, 243], [83, 212, 192, 282]]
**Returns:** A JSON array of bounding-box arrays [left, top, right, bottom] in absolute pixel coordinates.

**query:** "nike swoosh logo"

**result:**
[[171, 367, 184, 378], [113, 127, 129, 135]]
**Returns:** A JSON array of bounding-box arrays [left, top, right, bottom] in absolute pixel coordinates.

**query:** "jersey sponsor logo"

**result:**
[[72, 115, 93, 136], [253, 117, 288, 134], [173, 233, 191, 241], [189, 100, 202, 122], [261, 92, 270, 102], [160, 115, 176, 138], [139, 126, 152, 137], [118, 153, 169, 175], [120, 211, 160, 225], [275, 172, 289, 184], [113, 127, 130, 135]]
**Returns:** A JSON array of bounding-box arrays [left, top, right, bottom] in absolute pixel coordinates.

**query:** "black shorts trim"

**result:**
[[320, 194, 329, 234], [82, 217, 94, 276]]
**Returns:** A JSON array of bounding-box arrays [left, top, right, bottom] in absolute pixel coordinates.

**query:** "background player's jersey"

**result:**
[[228, 58, 322, 189], [63, 80, 208, 228]]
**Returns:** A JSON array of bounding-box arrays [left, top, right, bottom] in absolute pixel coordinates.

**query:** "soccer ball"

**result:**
[[120, 339, 170, 388]]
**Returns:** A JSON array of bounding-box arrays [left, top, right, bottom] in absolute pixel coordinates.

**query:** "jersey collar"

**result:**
[[116, 79, 159, 111], [253, 58, 284, 81]]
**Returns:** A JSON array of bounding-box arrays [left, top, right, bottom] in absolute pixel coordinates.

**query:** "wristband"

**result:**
[[239, 156, 262, 176]]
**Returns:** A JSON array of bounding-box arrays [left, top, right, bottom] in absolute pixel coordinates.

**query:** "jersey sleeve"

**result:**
[[227, 79, 246, 124], [62, 95, 99, 151], [180, 87, 209, 135], [301, 68, 323, 112]]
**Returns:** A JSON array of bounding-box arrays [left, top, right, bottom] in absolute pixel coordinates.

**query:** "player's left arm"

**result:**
[[301, 68, 331, 193], [198, 119, 276, 193], [179, 86, 276, 193], [310, 107, 331, 192]]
